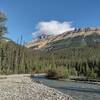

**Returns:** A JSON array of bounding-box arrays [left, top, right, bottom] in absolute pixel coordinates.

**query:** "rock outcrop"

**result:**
[[25, 27, 100, 49]]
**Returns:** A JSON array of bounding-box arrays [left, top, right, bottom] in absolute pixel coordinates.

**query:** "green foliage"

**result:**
[[86, 68, 97, 79], [0, 11, 7, 36], [46, 67, 77, 79], [31, 47, 100, 79], [0, 41, 34, 74], [47, 69, 58, 78], [0, 38, 100, 79], [68, 68, 77, 76], [63, 68, 69, 78]]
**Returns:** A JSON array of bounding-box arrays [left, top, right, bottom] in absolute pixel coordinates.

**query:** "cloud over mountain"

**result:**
[[32, 20, 74, 39]]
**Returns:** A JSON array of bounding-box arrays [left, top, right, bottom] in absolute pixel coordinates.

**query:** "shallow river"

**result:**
[[33, 76, 100, 100]]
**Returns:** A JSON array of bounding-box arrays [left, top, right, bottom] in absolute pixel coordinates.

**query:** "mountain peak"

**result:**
[[25, 27, 100, 49]]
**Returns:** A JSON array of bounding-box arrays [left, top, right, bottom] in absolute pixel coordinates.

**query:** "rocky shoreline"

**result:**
[[0, 74, 74, 100]]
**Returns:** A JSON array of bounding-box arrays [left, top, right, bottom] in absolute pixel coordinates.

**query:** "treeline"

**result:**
[[1, 40, 100, 79], [0, 11, 33, 74], [0, 41, 35, 74], [32, 47, 100, 79]]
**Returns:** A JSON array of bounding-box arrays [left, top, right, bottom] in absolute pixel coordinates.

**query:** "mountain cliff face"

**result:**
[[25, 27, 100, 50]]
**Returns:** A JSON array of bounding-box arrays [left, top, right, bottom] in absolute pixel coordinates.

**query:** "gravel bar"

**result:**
[[0, 74, 74, 100]]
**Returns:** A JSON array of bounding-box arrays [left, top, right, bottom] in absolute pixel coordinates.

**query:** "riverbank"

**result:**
[[58, 77, 100, 85], [32, 73, 100, 85], [0, 74, 74, 100], [45, 74, 100, 85]]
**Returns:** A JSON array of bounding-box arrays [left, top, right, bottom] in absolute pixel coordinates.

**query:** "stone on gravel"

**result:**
[[0, 74, 74, 100]]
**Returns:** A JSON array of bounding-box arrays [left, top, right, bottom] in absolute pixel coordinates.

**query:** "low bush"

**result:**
[[46, 67, 77, 79]]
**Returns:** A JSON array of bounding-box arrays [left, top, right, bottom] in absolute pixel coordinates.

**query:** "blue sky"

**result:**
[[0, 0, 100, 42]]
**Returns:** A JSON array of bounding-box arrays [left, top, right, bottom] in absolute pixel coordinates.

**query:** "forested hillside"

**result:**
[[33, 47, 100, 79], [28, 30, 100, 79], [0, 41, 35, 74]]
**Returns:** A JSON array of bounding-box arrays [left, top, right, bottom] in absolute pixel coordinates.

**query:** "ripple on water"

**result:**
[[33, 77, 100, 100]]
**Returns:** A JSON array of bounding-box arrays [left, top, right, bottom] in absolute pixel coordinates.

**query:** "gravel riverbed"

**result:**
[[0, 74, 74, 100]]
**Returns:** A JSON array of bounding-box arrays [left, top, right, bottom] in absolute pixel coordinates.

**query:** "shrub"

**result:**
[[46, 69, 58, 79], [46, 67, 71, 79], [86, 68, 97, 79]]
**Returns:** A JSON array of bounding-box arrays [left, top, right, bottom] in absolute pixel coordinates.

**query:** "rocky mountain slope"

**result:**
[[25, 27, 100, 50]]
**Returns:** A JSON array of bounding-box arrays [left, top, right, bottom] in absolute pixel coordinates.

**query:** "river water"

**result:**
[[33, 76, 100, 100]]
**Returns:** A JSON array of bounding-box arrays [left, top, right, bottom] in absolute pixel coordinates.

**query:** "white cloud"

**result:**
[[32, 20, 74, 38]]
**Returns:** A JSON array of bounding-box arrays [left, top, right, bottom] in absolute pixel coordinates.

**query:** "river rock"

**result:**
[[0, 74, 74, 100]]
